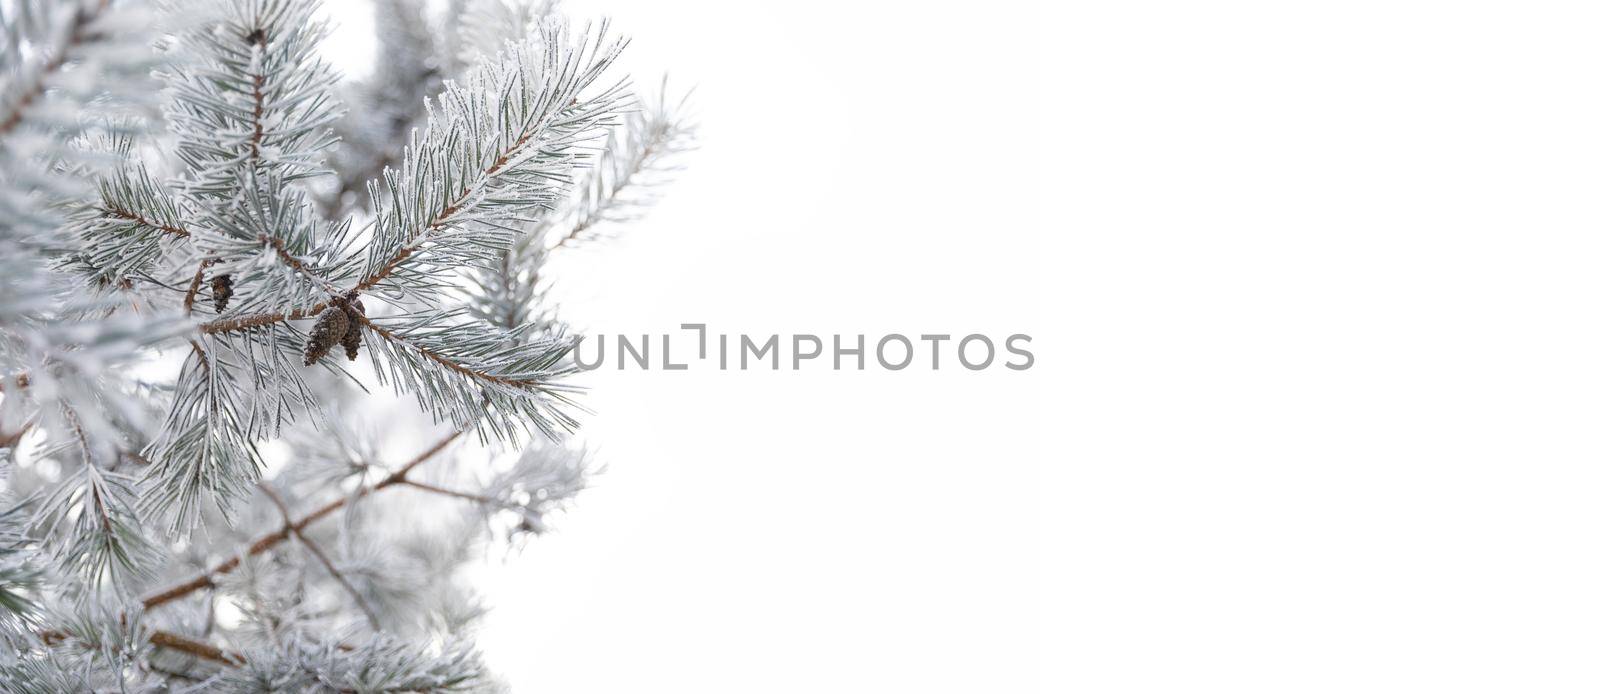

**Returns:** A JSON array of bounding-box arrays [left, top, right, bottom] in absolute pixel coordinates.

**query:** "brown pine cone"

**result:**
[[210, 273, 233, 313], [340, 295, 365, 361], [303, 304, 348, 366]]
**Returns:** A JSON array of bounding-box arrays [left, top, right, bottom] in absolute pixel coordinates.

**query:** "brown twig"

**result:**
[[246, 28, 267, 162], [198, 302, 329, 334], [103, 206, 191, 239], [140, 431, 463, 611], [399, 479, 496, 506], [182, 259, 215, 315], [149, 629, 244, 666], [258, 484, 382, 631], [40, 628, 241, 667]]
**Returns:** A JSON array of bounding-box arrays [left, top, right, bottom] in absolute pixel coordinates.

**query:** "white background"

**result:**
[[1057, 1, 1600, 693], [325, 0, 1600, 691], [325, 1, 1046, 692]]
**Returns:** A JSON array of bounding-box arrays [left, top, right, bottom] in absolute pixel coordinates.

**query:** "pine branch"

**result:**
[[0, 1, 112, 141], [199, 304, 327, 334], [324, 0, 442, 218], [355, 21, 630, 303], [39, 627, 241, 667], [397, 480, 495, 506], [147, 629, 243, 666], [71, 151, 194, 286], [357, 309, 581, 443], [550, 83, 697, 252], [141, 431, 462, 611], [183, 260, 217, 315], [258, 483, 381, 631]]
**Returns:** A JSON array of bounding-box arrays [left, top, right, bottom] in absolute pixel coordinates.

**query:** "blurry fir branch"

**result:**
[[216, 634, 487, 692], [549, 80, 698, 252], [258, 482, 381, 631], [39, 625, 241, 666], [0, 0, 165, 239], [28, 452, 161, 591], [323, 0, 442, 218], [444, 0, 561, 75], [405, 444, 591, 539], [34, 430, 473, 674], [0, 0, 115, 140], [141, 430, 462, 611], [0, 504, 45, 635]]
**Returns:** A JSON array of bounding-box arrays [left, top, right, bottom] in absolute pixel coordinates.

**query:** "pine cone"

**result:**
[[340, 295, 365, 361], [303, 304, 348, 366], [210, 273, 233, 313]]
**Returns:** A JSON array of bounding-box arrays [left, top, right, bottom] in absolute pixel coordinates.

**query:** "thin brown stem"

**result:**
[[40, 628, 241, 667], [199, 302, 329, 334], [140, 431, 463, 611], [149, 629, 244, 666], [103, 205, 191, 239], [246, 29, 267, 162], [259, 484, 381, 631], [182, 259, 215, 315], [400, 479, 496, 506]]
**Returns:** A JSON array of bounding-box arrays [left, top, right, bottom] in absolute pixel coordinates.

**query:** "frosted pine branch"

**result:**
[[357, 20, 629, 304], [0, 0, 695, 686]]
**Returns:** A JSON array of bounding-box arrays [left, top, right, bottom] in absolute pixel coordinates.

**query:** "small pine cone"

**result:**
[[340, 296, 365, 361], [303, 305, 348, 366], [210, 273, 233, 313]]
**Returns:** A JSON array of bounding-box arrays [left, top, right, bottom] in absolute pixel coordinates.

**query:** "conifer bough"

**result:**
[[0, 0, 697, 688]]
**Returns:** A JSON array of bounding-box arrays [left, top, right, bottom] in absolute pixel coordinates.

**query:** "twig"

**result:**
[[103, 206, 191, 239], [182, 259, 215, 315], [400, 479, 496, 506], [40, 628, 241, 667], [199, 303, 329, 334], [259, 483, 382, 631], [149, 629, 244, 666], [140, 431, 463, 611]]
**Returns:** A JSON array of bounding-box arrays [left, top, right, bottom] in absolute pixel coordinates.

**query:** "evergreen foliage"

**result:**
[[0, 0, 696, 687]]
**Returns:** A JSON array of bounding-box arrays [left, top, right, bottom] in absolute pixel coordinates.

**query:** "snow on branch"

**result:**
[[356, 20, 630, 304], [358, 309, 581, 444]]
